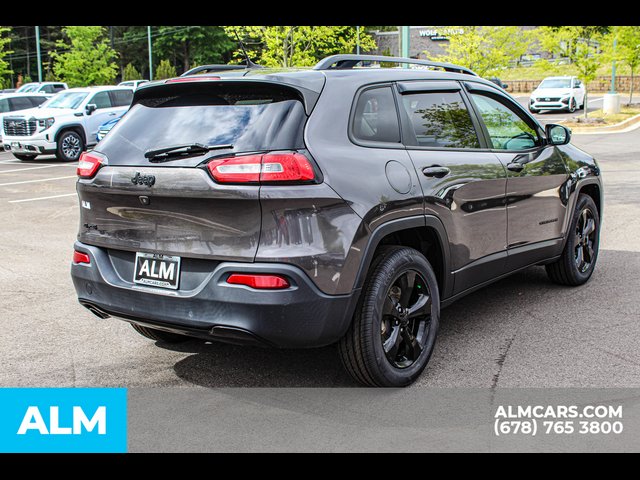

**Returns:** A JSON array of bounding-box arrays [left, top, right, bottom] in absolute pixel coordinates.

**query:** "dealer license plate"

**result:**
[[134, 253, 181, 290]]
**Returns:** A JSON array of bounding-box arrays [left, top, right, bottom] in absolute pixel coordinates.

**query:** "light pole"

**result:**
[[148, 26, 153, 81], [400, 26, 410, 68], [604, 34, 621, 114], [35, 26, 42, 82]]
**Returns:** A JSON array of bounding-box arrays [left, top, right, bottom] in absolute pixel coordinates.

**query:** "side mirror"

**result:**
[[546, 124, 571, 146], [86, 104, 97, 115]]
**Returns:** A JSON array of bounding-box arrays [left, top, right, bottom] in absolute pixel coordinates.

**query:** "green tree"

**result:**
[[51, 26, 118, 87], [424, 26, 534, 77], [225, 26, 376, 67], [155, 59, 176, 80], [152, 26, 235, 72], [0, 27, 13, 87], [601, 26, 640, 105], [537, 26, 603, 118], [122, 62, 142, 82]]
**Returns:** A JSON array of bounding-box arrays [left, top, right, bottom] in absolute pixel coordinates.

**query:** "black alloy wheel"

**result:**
[[339, 246, 439, 387], [381, 270, 432, 369], [546, 194, 600, 286], [574, 206, 598, 274]]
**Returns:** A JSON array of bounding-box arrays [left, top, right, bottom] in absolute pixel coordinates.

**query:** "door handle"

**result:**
[[422, 166, 450, 178], [507, 163, 526, 173]]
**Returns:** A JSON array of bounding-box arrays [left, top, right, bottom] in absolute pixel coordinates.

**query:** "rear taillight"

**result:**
[[77, 152, 106, 178], [227, 274, 290, 290], [73, 250, 91, 265], [207, 153, 316, 184]]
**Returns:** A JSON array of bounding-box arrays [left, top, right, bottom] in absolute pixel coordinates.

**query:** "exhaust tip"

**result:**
[[79, 301, 111, 319]]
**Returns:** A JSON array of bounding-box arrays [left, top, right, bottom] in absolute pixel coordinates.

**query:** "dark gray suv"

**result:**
[[71, 55, 603, 387]]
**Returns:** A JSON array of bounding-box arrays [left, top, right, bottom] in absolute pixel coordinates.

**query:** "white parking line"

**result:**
[[0, 176, 77, 187], [0, 164, 76, 174], [8, 193, 77, 203]]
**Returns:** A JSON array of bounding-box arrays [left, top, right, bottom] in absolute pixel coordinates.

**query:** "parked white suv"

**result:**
[[0, 93, 50, 146], [2, 86, 133, 161], [529, 76, 586, 114]]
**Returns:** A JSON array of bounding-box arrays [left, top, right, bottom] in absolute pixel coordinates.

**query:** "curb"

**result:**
[[566, 113, 640, 135]]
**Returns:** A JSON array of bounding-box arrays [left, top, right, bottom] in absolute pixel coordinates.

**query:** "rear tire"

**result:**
[[339, 246, 439, 387], [546, 194, 600, 286], [131, 323, 190, 344]]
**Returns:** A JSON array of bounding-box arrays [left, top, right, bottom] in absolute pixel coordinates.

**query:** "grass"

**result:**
[[499, 63, 637, 81], [563, 106, 640, 127]]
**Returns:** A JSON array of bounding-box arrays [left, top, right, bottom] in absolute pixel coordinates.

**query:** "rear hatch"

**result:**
[[76, 77, 323, 270]]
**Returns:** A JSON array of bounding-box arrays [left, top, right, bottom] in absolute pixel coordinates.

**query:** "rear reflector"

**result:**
[[207, 153, 315, 184], [77, 152, 106, 178], [227, 274, 290, 290], [73, 250, 91, 265]]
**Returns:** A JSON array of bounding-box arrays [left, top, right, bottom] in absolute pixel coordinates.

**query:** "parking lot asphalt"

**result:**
[[0, 126, 639, 389]]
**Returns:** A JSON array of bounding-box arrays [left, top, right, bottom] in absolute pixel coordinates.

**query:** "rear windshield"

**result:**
[[96, 83, 308, 165]]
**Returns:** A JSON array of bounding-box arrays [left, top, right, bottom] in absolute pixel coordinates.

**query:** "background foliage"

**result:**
[[1, 26, 637, 92]]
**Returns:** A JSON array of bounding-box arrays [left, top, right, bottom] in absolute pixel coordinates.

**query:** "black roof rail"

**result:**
[[181, 64, 263, 77], [313, 55, 478, 76]]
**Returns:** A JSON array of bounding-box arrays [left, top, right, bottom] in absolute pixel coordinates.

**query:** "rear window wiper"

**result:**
[[145, 143, 233, 163]]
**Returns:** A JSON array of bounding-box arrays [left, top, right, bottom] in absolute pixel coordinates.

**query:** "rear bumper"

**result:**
[[71, 242, 358, 349]]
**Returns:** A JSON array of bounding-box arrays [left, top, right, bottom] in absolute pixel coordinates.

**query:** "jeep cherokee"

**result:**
[[70, 55, 603, 387]]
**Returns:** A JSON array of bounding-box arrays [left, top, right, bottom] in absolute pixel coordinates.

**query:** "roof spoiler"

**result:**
[[313, 55, 477, 76]]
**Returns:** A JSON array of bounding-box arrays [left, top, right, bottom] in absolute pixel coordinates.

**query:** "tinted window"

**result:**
[[352, 87, 400, 144], [9, 97, 34, 111], [111, 90, 133, 107], [90, 92, 112, 109], [401, 92, 480, 149], [0, 99, 9, 113], [29, 96, 48, 107], [471, 94, 539, 150], [97, 85, 307, 165]]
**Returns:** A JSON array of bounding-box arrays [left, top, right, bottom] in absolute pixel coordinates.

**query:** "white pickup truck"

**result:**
[[2, 85, 133, 161]]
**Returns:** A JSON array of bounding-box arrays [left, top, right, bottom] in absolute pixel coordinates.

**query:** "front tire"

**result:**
[[546, 194, 600, 286], [56, 131, 84, 162], [339, 246, 439, 387], [13, 153, 38, 161]]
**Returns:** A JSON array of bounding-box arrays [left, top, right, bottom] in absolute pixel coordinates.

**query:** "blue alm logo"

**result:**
[[0, 388, 127, 453]]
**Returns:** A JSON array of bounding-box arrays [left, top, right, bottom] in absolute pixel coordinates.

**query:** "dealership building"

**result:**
[[367, 26, 541, 61]]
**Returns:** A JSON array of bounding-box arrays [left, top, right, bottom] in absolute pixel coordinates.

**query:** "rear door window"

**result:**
[[400, 91, 480, 149], [9, 97, 35, 111], [110, 90, 133, 107]]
